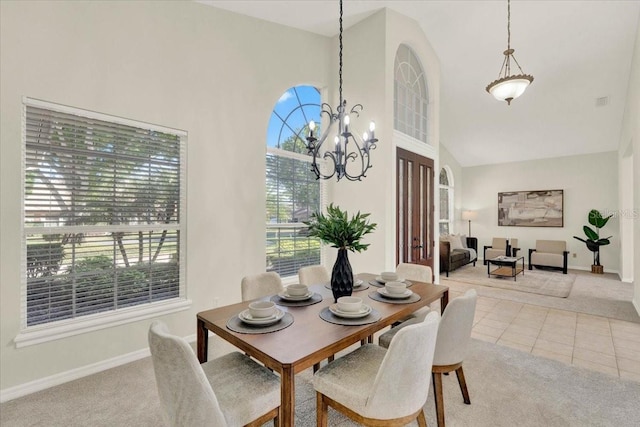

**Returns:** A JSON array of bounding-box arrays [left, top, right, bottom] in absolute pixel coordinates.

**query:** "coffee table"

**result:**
[[487, 256, 525, 281]]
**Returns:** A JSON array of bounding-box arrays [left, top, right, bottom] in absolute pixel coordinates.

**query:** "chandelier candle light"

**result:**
[[306, 0, 378, 181], [486, 0, 534, 105]]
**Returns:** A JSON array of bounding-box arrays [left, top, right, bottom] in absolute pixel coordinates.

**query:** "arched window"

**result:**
[[266, 86, 324, 278], [394, 44, 429, 143], [439, 167, 454, 234]]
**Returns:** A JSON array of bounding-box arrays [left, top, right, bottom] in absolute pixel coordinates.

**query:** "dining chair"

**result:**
[[148, 320, 281, 427], [378, 289, 478, 427], [298, 265, 330, 286], [396, 262, 433, 322], [313, 311, 440, 426], [241, 271, 284, 301]]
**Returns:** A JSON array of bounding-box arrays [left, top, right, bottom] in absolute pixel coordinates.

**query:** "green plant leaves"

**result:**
[[303, 203, 377, 253], [583, 225, 598, 241], [588, 209, 612, 229]]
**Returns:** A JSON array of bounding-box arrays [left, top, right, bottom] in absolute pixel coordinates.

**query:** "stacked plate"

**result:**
[[238, 308, 285, 326], [352, 279, 365, 288], [329, 303, 372, 319], [278, 290, 314, 301], [377, 288, 413, 300]]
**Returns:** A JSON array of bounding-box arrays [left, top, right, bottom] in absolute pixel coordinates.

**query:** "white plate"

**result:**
[[377, 288, 413, 299], [375, 276, 406, 284], [329, 303, 372, 319], [353, 279, 364, 288], [239, 308, 285, 325], [278, 291, 313, 301]]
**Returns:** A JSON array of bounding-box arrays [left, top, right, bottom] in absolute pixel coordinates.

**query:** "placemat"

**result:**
[[368, 279, 413, 288], [319, 306, 381, 326], [323, 283, 370, 292], [368, 290, 421, 305], [226, 312, 294, 334], [270, 293, 323, 307]]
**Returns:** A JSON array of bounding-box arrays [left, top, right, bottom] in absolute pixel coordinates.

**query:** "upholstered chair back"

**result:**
[[536, 240, 566, 254], [433, 289, 478, 366], [148, 320, 227, 427], [298, 265, 330, 286], [364, 311, 440, 419], [509, 238, 518, 249], [396, 263, 433, 284], [241, 272, 283, 301], [491, 238, 508, 249]]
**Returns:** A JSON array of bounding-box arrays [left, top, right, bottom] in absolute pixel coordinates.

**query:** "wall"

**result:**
[[0, 1, 330, 393], [462, 152, 620, 272], [618, 10, 640, 314]]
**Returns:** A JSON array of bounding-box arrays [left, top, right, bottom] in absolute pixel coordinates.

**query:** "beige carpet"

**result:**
[[445, 264, 575, 297]]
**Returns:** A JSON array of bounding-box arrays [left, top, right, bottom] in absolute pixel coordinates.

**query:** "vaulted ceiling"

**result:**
[[202, 1, 640, 166]]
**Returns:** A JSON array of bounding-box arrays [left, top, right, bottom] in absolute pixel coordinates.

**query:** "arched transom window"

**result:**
[[394, 44, 429, 143], [439, 167, 454, 234]]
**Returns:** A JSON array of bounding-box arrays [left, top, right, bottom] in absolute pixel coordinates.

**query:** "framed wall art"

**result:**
[[498, 189, 564, 227]]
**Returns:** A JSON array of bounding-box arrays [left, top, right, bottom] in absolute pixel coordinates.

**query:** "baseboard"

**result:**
[[0, 332, 210, 403], [634, 298, 640, 316]]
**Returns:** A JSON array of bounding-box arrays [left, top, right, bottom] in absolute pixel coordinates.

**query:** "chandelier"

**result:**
[[306, 0, 377, 181], [486, 0, 534, 105]]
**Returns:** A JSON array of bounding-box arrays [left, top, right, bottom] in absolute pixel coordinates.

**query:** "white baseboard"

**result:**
[[634, 298, 640, 317], [0, 332, 209, 403]]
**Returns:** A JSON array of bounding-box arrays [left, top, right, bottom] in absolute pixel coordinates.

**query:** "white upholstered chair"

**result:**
[[378, 289, 477, 427], [396, 263, 433, 322], [298, 265, 330, 286], [241, 271, 283, 301], [529, 239, 569, 274], [148, 320, 281, 427], [313, 311, 441, 427], [483, 237, 509, 264]]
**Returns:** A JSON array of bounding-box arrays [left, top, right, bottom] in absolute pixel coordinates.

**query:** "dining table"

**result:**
[[196, 272, 449, 427]]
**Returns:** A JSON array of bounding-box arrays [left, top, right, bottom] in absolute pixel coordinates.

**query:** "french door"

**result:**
[[396, 147, 434, 271]]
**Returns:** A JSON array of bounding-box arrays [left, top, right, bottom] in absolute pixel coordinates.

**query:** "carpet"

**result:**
[[2, 338, 639, 426], [445, 264, 576, 297]]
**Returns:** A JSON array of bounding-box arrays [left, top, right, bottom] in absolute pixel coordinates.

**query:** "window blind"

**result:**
[[23, 100, 185, 327]]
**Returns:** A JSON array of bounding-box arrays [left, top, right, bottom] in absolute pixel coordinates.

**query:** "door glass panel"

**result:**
[[420, 165, 425, 259], [426, 165, 432, 258], [398, 159, 404, 263], [407, 161, 413, 263]]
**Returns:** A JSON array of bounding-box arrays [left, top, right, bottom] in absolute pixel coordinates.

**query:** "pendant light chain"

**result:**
[[339, 0, 343, 107]]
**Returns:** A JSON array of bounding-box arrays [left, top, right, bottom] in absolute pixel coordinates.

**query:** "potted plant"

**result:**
[[305, 203, 377, 302], [573, 209, 613, 274]]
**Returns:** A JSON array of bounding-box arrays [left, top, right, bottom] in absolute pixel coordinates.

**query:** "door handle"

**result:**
[[412, 238, 423, 249]]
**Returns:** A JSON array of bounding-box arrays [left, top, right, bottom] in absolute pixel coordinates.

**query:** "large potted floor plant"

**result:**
[[573, 209, 613, 274], [305, 204, 377, 302]]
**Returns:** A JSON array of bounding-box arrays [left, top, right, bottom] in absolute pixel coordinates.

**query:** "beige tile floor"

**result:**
[[441, 287, 640, 382]]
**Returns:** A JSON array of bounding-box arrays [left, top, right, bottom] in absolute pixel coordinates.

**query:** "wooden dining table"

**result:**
[[196, 273, 449, 427]]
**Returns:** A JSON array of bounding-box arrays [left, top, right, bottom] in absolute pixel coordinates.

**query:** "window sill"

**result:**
[[14, 298, 192, 348]]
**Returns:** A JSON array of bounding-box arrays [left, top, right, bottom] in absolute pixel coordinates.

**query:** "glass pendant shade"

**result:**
[[487, 75, 533, 105]]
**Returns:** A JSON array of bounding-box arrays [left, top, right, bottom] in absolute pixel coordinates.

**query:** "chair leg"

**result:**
[[432, 372, 445, 427], [455, 366, 471, 404], [417, 409, 428, 427], [313, 363, 320, 373], [316, 392, 328, 427]]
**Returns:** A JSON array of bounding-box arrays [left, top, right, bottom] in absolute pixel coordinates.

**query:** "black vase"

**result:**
[[331, 248, 353, 302]]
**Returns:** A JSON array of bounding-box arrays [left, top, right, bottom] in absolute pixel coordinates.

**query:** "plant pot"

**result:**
[[591, 265, 604, 274], [331, 248, 353, 302]]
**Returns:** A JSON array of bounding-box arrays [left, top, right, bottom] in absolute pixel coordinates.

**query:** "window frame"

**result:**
[[265, 86, 326, 282], [394, 44, 429, 144], [16, 97, 190, 348], [439, 166, 454, 235]]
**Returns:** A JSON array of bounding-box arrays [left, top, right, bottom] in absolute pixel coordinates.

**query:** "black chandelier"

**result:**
[[306, 0, 377, 181]]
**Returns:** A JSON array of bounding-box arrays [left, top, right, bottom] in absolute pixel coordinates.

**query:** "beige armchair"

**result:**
[[483, 238, 509, 264], [529, 240, 569, 274]]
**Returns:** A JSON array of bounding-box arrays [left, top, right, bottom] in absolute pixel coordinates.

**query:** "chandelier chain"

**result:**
[[339, 0, 343, 107], [507, 0, 511, 50]]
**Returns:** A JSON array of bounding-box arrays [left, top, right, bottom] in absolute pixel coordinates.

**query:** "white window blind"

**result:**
[[23, 99, 186, 328]]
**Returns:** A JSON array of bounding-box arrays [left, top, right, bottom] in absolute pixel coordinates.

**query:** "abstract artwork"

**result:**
[[498, 190, 563, 227]]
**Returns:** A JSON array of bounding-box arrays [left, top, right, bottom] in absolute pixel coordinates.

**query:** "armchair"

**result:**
[[529, 240, 569, 274], [483, 238, 509, 265]]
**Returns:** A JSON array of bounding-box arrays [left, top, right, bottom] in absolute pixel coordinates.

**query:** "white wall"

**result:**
[[0, 1, 330, 392], [618, 10, 640, 314], [462, 152, 620, 272]]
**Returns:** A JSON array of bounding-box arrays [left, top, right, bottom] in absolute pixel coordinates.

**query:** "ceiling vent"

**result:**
[[595, 96, 609, 107]]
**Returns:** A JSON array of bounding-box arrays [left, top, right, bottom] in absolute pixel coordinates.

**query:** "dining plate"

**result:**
[[239, 308, 285, 325], [278, 291, 313, 301], [375, 276, 406, 284], [353, 279, 364, 288], [377, 288, 413, 299], [329, 303, 372, 319]]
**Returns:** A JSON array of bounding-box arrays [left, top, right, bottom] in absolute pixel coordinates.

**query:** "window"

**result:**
[[22, 98, 186, 331], [394, 44, 429, 143], [439, 167, 454, 234], [266, 86, 324, 278]]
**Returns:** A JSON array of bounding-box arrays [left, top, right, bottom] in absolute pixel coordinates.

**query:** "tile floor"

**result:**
[[441, 286, 640, 382]]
